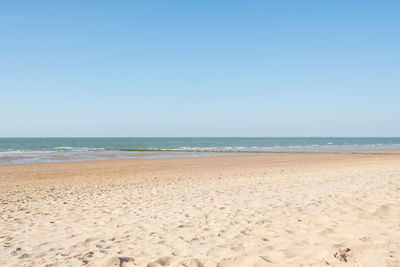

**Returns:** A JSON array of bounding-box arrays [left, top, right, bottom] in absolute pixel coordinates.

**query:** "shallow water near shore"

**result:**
[[1, 137, 400, 165]]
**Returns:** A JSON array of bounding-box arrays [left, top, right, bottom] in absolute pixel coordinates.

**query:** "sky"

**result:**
[[1, 1, 399, 137]]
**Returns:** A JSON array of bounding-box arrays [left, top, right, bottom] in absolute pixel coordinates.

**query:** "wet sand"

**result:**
[[1, 152, 400, 266]]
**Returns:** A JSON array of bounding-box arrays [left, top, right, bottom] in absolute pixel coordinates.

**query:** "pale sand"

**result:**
[[1, 152, 400, 267]]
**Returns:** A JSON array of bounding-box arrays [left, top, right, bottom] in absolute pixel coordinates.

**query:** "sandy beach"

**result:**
[[1, 152, 400, 266]]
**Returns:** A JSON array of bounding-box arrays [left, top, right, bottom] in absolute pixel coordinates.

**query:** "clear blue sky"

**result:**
[[1, 1, 399, 137]]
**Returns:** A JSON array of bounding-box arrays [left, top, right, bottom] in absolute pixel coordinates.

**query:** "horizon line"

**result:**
[[0, 136, 399, 139]]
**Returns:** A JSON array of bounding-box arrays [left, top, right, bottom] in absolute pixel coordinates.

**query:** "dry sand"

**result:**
[[1, 152, 400, 266]]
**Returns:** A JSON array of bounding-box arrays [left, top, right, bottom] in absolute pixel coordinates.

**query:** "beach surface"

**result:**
[[1, 152, 400, 266]]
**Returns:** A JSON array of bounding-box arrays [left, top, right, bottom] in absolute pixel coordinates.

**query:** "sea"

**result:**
[[0, 137, 399, 165]]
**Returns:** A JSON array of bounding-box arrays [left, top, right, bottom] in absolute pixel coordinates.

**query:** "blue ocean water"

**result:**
[[0, 137, 399, 165]]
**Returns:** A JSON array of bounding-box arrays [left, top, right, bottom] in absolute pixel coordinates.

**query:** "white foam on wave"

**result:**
[[52, 147, 106, 152], [177, 147, 218, 151], [0, 150, 53, 155]]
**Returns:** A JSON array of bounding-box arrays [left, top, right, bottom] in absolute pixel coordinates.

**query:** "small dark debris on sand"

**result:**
[[334, 248, 352, 262]]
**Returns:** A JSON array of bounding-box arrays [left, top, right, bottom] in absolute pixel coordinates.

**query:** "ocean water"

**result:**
[[0, 137, 399, 165]]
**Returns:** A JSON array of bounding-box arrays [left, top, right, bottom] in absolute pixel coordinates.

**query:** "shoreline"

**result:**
[[1, 148, 400, 167]]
